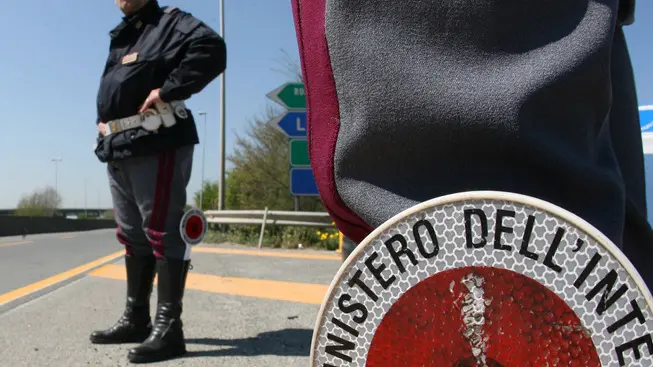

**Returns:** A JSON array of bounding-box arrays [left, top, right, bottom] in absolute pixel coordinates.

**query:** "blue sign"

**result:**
[[290, 168, 319, 196], [270, 111, 307, 138], [641, 106, 653, 133]]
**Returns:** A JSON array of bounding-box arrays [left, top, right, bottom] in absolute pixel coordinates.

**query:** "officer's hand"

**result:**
[[139, 88, 163, 113], [98, 122, 108, 136]]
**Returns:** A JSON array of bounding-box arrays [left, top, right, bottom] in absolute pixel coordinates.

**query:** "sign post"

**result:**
[[267, 82, 319, 197]]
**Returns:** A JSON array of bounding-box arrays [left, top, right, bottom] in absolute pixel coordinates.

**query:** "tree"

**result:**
[[15, 186, 63, 217], [192, 50, 325, 212], [193, 181, 220, 210], [224, 106, 325, 211], [189, 51, 336, 248], [270, 49, 303, 82]]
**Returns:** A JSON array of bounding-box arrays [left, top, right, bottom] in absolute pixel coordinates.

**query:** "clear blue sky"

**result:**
[[0, 1, 650, 209]]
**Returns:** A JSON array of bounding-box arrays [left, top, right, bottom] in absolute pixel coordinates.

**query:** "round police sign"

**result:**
[[179, 207, 208, 246], [311, 191, 653, 367]]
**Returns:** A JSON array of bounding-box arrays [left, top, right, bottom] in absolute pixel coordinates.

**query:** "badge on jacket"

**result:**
[[122, 52, 138, 65]]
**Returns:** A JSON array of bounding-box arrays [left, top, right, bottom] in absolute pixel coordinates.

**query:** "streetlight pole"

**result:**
[[198, 111, 207, 211], [52, 157, 62, 195], [84, 178, 88, 218], [218, 0, 226, 211]]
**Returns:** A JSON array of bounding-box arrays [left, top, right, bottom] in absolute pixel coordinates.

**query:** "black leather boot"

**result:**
[[90, 254, 157, 344], [127, 258, 191, 364]]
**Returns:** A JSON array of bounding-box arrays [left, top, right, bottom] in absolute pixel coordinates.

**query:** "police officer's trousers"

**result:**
[[292, 0, 652, 288], [91, 144, 194, 353], [108, 144, 194, 261]]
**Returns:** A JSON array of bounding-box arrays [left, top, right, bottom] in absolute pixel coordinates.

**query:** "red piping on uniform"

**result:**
[[148, 150, 176, 259], [291, 0, 374, 244], [147, 152, 166, 258], [150, 152, 167, 233], [116, 226, 133, 255]]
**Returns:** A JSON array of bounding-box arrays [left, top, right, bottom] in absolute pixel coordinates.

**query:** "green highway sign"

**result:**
[[267, 82, 306, 110], [290, 139, 310, 166], [266, 80, 319, 197]]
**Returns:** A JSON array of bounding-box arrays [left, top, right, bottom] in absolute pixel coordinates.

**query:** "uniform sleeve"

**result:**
[[159, 19, 227, 102], [618, 0, 635, 25]]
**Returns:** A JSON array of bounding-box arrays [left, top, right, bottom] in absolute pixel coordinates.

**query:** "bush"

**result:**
[[203, 224, 340, 251]]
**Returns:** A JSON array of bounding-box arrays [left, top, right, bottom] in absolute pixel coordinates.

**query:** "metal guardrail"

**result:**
[[204, 208, 336, 248], [204, 209, 334, 227]]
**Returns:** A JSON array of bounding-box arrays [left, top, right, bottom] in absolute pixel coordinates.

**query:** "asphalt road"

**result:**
[[0, 230, 123, 308], [0, 230, 343, 366]]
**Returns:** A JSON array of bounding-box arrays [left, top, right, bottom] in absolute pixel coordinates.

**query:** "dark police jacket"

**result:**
[[94, 1, 226, 162]]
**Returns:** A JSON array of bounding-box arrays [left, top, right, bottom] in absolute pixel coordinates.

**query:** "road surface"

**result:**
[[0, 229, 342, 366]]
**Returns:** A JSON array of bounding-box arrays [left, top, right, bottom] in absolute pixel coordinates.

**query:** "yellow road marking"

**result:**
[[91, 264, 329, 305], [0, 250, 125, 306], [192, 247, 340, 261], [0, 241, 33, 248], [61, 235, 76, 239]]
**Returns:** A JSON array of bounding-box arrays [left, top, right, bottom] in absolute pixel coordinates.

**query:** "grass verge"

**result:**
[[203, 224, 340, 251]]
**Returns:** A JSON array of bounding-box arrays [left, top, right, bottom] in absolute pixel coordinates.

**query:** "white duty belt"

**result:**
[[103, 101, 189, 136]]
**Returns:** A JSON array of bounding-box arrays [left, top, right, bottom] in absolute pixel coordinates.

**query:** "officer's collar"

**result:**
[[110, 0, 161, 38]]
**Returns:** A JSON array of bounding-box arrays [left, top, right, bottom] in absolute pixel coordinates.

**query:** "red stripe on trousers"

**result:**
[[291, 0, 374, 243], [116, 226, 133, 255], [148, 150, 176, 259]]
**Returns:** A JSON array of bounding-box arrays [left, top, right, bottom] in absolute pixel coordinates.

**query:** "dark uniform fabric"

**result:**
[[110, 144, 194, 261], [291, 0, 652, 288], [89, 2, 226, 363], [94, 0, 226, 162]]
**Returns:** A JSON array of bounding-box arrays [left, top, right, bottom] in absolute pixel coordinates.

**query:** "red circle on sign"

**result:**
[[365, 267, 601, 367], [184, 215, 204, 239]]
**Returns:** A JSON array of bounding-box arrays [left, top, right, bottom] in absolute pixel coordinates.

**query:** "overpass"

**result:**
[[0, 208, 113, 218]]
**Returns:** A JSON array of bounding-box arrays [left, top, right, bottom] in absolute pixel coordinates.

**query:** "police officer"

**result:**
[[89, 0, 226, 363]]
